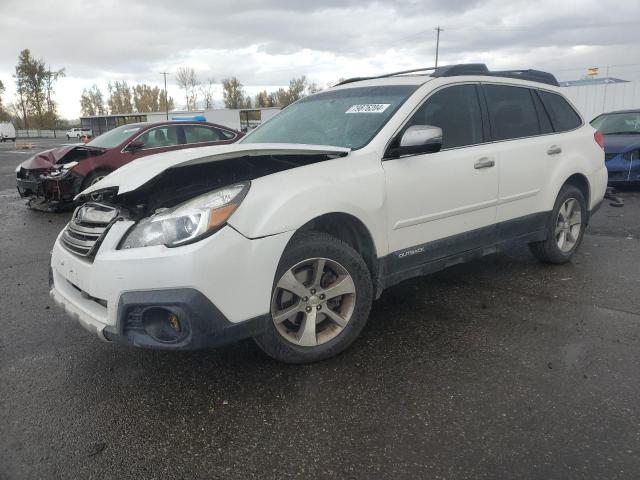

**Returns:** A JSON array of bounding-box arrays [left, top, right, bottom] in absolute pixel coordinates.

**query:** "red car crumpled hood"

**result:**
[[20, 144, 79, 170]]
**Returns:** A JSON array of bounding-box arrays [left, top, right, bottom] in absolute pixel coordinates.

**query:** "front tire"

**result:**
[[529, 184, 587, 264], [81, 169, 111, 201], [254, 232, 373, 364]]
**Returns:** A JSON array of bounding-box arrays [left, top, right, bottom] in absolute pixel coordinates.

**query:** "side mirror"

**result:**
[[389, 125, 443, 158], [124, 140, 145, 152]]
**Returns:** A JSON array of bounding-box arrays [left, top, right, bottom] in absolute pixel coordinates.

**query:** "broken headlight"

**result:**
[[120, 183, 249, 249]]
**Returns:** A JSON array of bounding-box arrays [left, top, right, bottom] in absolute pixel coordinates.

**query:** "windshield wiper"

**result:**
[[605, 131, 640, 135]]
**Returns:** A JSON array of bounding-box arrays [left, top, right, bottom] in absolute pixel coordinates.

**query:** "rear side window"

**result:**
[[484, 85, 540, 141], [405, 84, 483, 149], [538, 91, 582, 132], [183, 125, 226, 144]]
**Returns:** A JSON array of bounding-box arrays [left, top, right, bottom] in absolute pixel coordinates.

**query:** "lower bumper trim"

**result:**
[[109, 288, 270, 351]]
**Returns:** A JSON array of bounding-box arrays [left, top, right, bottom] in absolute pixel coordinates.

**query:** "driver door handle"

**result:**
[[474, 157, 495, 169]]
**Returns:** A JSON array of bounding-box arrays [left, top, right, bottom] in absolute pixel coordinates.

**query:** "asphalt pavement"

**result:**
[[1, 139, 640, 479]]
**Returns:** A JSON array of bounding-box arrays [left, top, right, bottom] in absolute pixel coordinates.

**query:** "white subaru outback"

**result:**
[[50, 64, 607, 363]]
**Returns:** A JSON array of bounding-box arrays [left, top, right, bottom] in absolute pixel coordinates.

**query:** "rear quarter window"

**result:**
[[538, 91, 582, 132]]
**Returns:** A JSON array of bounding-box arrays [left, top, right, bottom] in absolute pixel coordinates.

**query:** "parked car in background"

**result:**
[[0, 122, 16, 142], [66, 127, 93, 140], [591, 109, 640, 184], [17, 121, 242, 210], [49, 64, 607, 363]]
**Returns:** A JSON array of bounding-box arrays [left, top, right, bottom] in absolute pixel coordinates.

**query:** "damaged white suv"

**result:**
[[50, 64, 607, 363]]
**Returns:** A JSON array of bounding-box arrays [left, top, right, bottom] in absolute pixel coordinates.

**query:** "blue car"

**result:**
[[591, 110, 640, 184]]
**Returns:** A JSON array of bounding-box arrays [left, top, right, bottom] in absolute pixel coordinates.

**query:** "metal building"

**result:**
[[561, 79, 640, 122], [79, 113, 148, 136]]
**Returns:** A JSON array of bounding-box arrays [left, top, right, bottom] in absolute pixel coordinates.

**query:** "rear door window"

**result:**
[[483, 84, 540, 141], [538, 91, 582, 132], [183, 125, 231, 144], [405, 84, 484, 149]]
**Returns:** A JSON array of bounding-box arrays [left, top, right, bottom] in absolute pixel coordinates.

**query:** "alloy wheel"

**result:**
[[555, 197, 582, 252], [271, 257, 356, 347]]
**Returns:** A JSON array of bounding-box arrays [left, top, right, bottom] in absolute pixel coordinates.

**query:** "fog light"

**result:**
[[141, 307, 184, 342]]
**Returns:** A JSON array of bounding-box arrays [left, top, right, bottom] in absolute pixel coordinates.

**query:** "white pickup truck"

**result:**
[[66, 127, 93, 140]]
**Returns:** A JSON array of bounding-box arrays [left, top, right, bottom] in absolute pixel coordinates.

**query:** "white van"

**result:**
[[0, 122, 16, 142]]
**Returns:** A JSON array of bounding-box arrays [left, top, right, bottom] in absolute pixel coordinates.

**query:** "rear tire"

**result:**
[[529, 184, 587, 264], [254, 232, 373, 364]]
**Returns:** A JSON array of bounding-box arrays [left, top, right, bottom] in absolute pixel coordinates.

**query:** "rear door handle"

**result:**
[[547, 145, 562, 155], [474, 157, 495, 169]]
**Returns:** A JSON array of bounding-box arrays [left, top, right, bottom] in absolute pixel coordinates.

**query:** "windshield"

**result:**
[[591, 112, 640, 135], [242, 85, 418, 149], [87, 124, 143, 149]]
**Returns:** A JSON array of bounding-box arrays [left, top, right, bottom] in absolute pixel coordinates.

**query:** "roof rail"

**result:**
[[333, 63, 560, 87], [334, 67, 438, 86], [487, 69, 560, 87], [431, 64, 490, 77]]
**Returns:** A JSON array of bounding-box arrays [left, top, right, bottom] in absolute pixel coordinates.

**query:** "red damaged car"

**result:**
[[16, 121, 242, 210]]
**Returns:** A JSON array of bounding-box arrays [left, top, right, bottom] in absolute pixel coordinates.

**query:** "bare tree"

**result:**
[[199, 77, 216, 109], [176, 67, 199, 111], [44, 66, 65, 126]]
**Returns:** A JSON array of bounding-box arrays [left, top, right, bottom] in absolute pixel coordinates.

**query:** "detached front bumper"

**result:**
[[49, 223, 293, 350], [16, 177, 41, 197], [16, 168, 80, 203]]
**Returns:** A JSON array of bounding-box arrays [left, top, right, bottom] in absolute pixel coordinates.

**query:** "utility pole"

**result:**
[[434, 26, 443, 68], [160, 72, 170, 120]]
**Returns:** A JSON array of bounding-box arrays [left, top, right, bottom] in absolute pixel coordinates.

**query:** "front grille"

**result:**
[[60, 203, 119, 257]]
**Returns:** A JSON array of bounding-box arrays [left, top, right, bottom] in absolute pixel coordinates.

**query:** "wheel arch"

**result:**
[[289, 212, 380, 293], [563, 173, 590, 208]]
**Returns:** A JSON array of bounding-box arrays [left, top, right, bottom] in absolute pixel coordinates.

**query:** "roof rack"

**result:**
[[487, 69, 560, 87], [334, 67, 437, 86], [334, 63, 560, 87]]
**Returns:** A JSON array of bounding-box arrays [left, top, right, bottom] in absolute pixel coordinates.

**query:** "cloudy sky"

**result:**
[[1, 0, 639, 119]]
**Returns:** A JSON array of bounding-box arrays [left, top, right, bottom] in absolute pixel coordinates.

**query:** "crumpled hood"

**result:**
[[79, 143, 351, 198], [20, 144, 79, 170], [603, 134, 640, 155]]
